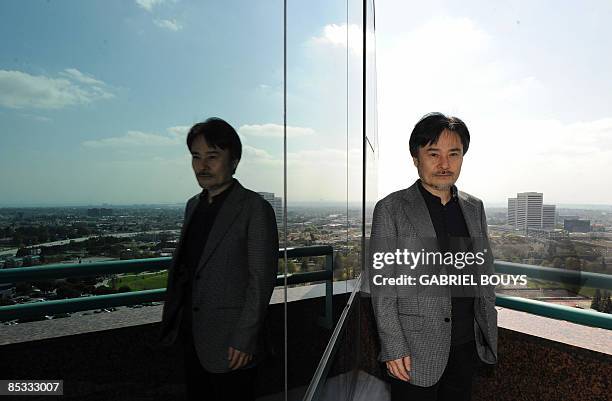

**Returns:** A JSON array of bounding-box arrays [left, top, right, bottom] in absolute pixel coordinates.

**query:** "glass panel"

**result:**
[[284, 0, 352, 398], [300, 0, 374, 399], [0, 1, 285, 399]]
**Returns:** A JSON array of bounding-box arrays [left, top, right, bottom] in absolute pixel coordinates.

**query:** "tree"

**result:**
[[551, 258, 563, 268], [15, 282, 32, 295], [333, 254, 345, 280], [32, 280, 54, 292], [565, 257, 581, 270], [56, 286, 81, 299], [591, 289, 602, 311], [601, 291, 611, 314], [278, 259, 285, 274], [16, 247, 29, 257], [287, 261, 298, 273], [93, 285, 114, 295]]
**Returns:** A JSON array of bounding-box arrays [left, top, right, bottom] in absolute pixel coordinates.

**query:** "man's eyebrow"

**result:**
[[425, 147, 462, 152]]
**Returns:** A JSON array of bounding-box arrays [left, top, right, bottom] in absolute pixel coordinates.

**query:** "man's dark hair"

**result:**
[[186, 117, 242, 174], [409, 112, 470, 157]]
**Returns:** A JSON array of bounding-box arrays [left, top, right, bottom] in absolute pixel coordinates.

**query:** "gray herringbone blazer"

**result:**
[[158, 179, 279, 373], [367, 179, 498, 387]]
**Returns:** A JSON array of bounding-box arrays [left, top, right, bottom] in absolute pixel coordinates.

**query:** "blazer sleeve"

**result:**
[[369, 200, 412, 362], [479, 199, 498, 360], [158, 196, 194, 344], [228, 196, 279, 354], [479, 200, 496, 299]]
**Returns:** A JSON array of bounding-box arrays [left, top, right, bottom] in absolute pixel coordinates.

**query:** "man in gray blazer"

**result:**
[[158, 118, 279, 401], [368, 113, 497, 401]]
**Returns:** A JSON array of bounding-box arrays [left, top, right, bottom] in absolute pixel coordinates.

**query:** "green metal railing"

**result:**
[[2, 254, 611, 330], [494, 260, 612, 329], [0, 245, 334, 325]]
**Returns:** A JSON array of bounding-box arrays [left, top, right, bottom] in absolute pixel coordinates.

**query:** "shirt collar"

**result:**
[[417, 178, 458, 204], [199, 179, 235, 203]]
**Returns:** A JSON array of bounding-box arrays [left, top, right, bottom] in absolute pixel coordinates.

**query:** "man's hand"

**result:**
[[228, 347, 253, 370], [386, 355, 411, 382]]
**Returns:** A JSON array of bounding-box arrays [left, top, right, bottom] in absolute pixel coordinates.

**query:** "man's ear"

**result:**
[[412, 156, 419, 168]]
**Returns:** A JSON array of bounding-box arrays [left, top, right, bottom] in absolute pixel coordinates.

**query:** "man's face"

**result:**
[[190, 135, 236, 190], [412, 129, 464, 191]]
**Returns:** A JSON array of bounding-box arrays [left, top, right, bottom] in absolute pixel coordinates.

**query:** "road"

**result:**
[[0, 229, 180, 257]]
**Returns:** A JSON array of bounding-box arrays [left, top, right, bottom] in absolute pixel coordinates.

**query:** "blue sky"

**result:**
[[0, 0, 361, 206], [1, 0, 611, 206]]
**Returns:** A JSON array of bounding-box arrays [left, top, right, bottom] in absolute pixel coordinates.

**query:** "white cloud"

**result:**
[[238, 123, 315, 138], [310, 23, 375, 56], [135, 0, 165, 12], [243, 145, 276, 161], [167, 125, 190, 140], [0, 69, 113, 110], [81, 125, 195, 149], [82, 130, 181, 148], [59, 68, 105, 85], [153, 18, 182, 31]]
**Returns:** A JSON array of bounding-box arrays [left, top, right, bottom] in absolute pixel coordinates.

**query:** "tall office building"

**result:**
[[515, 192, 543, 233], [508, 192, 557, 233], [507, 198, 517, 227], [257, 192, 284, 227], [517, 192, 543, 232], [542, 204, 556, 230]]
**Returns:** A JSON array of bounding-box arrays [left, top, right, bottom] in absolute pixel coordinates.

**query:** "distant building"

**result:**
[[542, 204, 556, 230], [564, 219, 591, 233], [507, 198, 517, 226], [507, 192, 557, 233], [257, 192, 283, 227], [87, 208, 113, 217], [591, 223, 606, 232], [517, 192, 543, 232]]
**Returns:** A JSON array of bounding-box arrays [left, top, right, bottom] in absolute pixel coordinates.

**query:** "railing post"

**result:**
[[317, 252, 334, 329]]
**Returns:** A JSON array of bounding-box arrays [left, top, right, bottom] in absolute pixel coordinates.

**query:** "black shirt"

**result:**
[[417, 179, 475, 345], [178, 180, 235, 341]]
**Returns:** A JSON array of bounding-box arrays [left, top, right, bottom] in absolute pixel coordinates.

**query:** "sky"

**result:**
[[1, 0, 611, 207], [375, 0, 612, 206]]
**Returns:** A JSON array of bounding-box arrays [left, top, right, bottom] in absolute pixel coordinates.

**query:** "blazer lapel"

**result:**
[[457, 191, 483, 289], [457, 193, 480, 239], [194, 180, 246, 277]]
